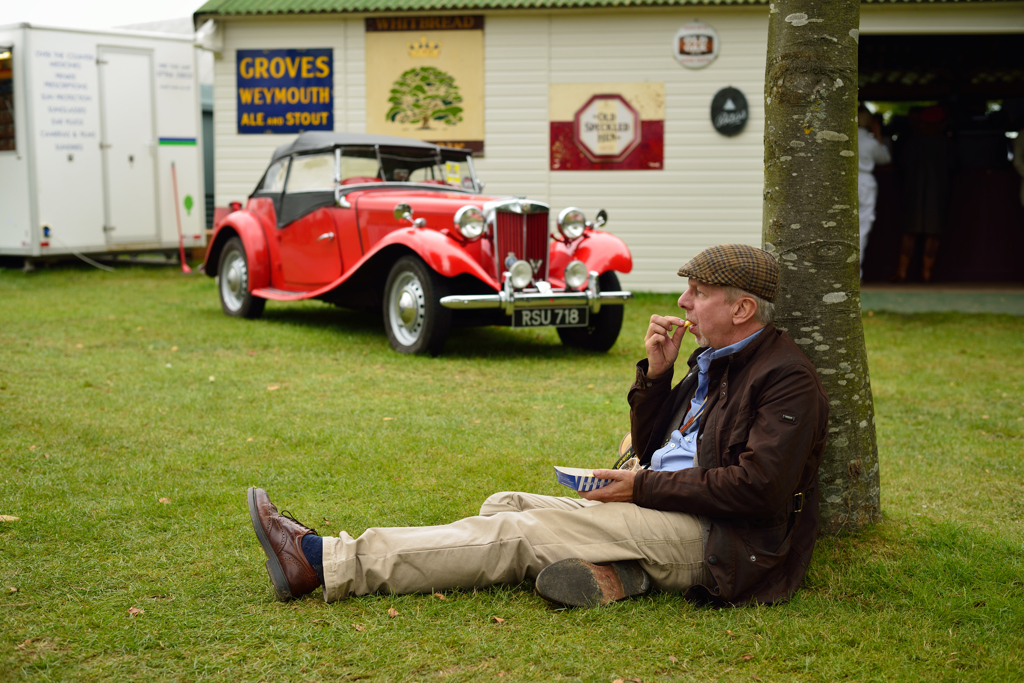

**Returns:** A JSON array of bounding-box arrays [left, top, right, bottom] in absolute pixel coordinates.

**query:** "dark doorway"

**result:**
[[859, 33, 1024, 284]]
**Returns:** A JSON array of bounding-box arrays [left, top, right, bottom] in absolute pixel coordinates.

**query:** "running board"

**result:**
[[251, 287, 317, 301]]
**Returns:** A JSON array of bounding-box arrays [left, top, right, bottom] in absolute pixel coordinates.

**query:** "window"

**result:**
[[0, 47, 13, 152], [339, 153, 380, 182], [285, 153, 334, 192], [259, 159, 288, 192]]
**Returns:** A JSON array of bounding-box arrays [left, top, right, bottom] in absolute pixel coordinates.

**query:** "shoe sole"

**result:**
[[536, 558, 651, 608], [247, 487, 293, 601]]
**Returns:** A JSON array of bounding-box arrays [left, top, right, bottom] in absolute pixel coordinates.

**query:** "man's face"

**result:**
[[677, 279, 735, 348]]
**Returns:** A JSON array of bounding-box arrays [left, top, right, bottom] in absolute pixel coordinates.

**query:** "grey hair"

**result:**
[[722, 286, 775, 325]]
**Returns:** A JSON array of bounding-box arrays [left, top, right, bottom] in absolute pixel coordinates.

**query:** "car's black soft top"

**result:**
[[270, 132, 464, 164]]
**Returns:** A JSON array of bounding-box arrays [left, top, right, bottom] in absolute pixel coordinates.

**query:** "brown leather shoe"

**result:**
[[247, 487, 321, 601], [535, 558, 651, 608]]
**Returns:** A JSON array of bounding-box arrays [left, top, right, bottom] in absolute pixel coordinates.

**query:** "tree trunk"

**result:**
[[762, 0, 881, 533]]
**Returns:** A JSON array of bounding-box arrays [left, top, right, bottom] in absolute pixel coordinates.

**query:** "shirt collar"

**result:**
[[696, 327, 764, 371]]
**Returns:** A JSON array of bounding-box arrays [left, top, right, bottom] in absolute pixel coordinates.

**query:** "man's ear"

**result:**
[[732, 296, 758, 325]]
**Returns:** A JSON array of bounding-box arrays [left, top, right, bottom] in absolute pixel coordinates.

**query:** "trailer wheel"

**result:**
[[218, 237, 265, 319], [383, 255, 451, 356], [557, 272, 624, 352]]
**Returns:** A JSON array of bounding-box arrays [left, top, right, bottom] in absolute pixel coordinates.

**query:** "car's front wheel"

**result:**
[[383, 255, 452, 356], [218, 236, 266, 319], [557, 271, 624, 352]]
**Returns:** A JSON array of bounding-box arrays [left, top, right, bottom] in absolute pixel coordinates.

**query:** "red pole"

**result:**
[[171, 161, 192, 274]]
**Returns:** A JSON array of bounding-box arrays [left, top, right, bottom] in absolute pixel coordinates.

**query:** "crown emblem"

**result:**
[[407, 36, 441, 59]]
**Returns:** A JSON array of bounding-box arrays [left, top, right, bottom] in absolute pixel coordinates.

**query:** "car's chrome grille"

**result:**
[[495, 211, 549, 282]]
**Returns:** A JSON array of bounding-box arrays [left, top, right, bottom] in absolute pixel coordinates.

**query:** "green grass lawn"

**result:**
[[1, 266, 1022, 682]]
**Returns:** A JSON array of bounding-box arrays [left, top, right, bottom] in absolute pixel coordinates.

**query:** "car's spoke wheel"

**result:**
[[383, 255, 451, 355], [557, 271, 624, 352], [218, 236, 265, 319]]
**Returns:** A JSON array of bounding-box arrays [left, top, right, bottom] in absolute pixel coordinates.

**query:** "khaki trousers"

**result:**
[[321, 491, 710, 602]]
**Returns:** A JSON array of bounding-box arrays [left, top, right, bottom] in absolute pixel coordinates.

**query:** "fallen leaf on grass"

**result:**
[[726, 629, 735, 636], [0, 515, 20, 522], [267, 385, 280, 391], [741, 654, 754, 661], [75, 344, 84, 349], [209, 376, 215, 382], [17, 639, 35, 649], [158, 498, 171, 504], [8, 587, 18, 593], [246, 438, 254, 442], [353, 624, 366, 632], [668, 656, 678, 663], [753, 676, 762, 681], [491, 616, 504, 624], [433, 593, 446, 600], [382, 417, 395, 421], [171, 346, 179, 352], [128, 606, 145, 617], [387, 608, 399, 618], [29, 445, 36, 451]]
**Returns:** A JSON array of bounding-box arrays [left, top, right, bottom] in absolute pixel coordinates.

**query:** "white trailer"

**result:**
[[0, 23, 205, 265]]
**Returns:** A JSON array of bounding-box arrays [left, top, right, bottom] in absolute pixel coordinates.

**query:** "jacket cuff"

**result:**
[[632, 468, 651, 507], [634, 359, 673, 391]]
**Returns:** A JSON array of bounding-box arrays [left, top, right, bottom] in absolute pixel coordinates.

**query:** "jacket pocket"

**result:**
[[732, 521, 794, 597]]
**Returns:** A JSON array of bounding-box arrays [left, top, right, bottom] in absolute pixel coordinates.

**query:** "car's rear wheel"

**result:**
[[383, 255, 451, 356], [218, 236, 265, 319], [557, 271, 624, 352]]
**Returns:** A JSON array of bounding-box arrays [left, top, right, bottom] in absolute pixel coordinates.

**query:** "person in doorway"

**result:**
[[857, 105, 892, 276], [893, 105, 956, 283], [247, 244, 830, 608]]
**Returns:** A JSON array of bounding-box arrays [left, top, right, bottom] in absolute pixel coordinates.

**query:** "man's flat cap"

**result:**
[[677, 244, 780, 303]]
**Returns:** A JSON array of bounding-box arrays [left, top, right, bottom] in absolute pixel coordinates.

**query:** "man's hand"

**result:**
[[578, 469, 636, 503], [645, 314, 688, 379]]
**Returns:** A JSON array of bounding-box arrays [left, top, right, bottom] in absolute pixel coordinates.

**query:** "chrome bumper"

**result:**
[[439, 271, 632, 316]]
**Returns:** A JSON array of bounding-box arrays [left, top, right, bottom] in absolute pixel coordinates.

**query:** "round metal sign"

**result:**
[[710, 87, 748, 136], [674, 22, 719, 69]]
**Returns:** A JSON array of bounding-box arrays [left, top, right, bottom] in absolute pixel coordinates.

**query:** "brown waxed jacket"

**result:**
[[630, 323, 829, 606]]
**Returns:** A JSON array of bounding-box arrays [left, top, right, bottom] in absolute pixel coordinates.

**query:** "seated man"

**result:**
[[248, 244, 829, 607]]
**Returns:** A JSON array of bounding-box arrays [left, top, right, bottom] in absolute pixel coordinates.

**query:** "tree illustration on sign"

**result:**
[[386, 67, 463, 130], [183, 195, 194, 216]]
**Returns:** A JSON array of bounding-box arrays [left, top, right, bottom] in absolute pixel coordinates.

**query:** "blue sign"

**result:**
[[236, 48, 333, 134]]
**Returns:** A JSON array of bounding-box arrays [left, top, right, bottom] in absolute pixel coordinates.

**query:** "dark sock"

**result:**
[[301, 534, 325, 586]]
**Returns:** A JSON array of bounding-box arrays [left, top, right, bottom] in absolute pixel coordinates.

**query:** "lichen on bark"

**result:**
[[762, 0, 881, 533]]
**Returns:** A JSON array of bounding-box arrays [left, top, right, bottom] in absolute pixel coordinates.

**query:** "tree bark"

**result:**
[[762, 0, 881, 533]]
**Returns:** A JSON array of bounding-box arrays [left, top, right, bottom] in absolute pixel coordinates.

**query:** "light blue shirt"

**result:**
[[650, 328, 763, 472]]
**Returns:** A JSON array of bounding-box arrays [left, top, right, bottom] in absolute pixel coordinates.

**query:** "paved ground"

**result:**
[[860, 283, 1024, 316]]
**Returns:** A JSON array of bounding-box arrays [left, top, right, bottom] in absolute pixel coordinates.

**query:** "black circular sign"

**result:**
[[710, 87, 749, 136]]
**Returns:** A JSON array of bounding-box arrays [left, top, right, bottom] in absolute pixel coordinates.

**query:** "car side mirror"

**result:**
[[593, 209, 608, 229], [393, 203, 426, 228], [393, 203, 413, 222]]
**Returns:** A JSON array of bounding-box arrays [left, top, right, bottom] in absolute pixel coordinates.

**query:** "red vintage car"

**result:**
[[204, 132, 633, 355]]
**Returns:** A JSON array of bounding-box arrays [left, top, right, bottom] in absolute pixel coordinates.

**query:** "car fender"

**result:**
[[204, 212, 271, 290], [550, 230, 633, 277], [368, 228, 500, 289]]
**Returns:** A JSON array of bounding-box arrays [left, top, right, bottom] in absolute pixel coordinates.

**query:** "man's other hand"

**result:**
[[645, 315, 687, 378], [579, 469, 636, 503]]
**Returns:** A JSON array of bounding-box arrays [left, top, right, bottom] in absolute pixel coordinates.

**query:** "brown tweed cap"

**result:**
[[677, 244, 780, 303]]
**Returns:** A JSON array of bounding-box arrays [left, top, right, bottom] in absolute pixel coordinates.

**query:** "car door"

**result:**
[[277, 153, 343, 286]]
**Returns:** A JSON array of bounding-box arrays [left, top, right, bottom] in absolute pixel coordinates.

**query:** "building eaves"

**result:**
[[195, 0, 1014, 17]]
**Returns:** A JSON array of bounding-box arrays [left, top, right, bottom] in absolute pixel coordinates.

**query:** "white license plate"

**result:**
[[513, 307, 589, 328]]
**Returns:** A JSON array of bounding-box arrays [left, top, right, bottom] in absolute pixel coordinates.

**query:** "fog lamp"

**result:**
[[563, 260, 589, 289], [509, 260, 534, 289]]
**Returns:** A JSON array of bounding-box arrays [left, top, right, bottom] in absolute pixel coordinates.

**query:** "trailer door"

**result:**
[[98, 47, 159, 244]]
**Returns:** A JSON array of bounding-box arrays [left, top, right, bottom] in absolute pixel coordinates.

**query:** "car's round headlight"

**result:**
[[509, 260, 534, 289], [557, 207, 586, 240], [454, 205, 485, 240], [563, 260, 589, 289]]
